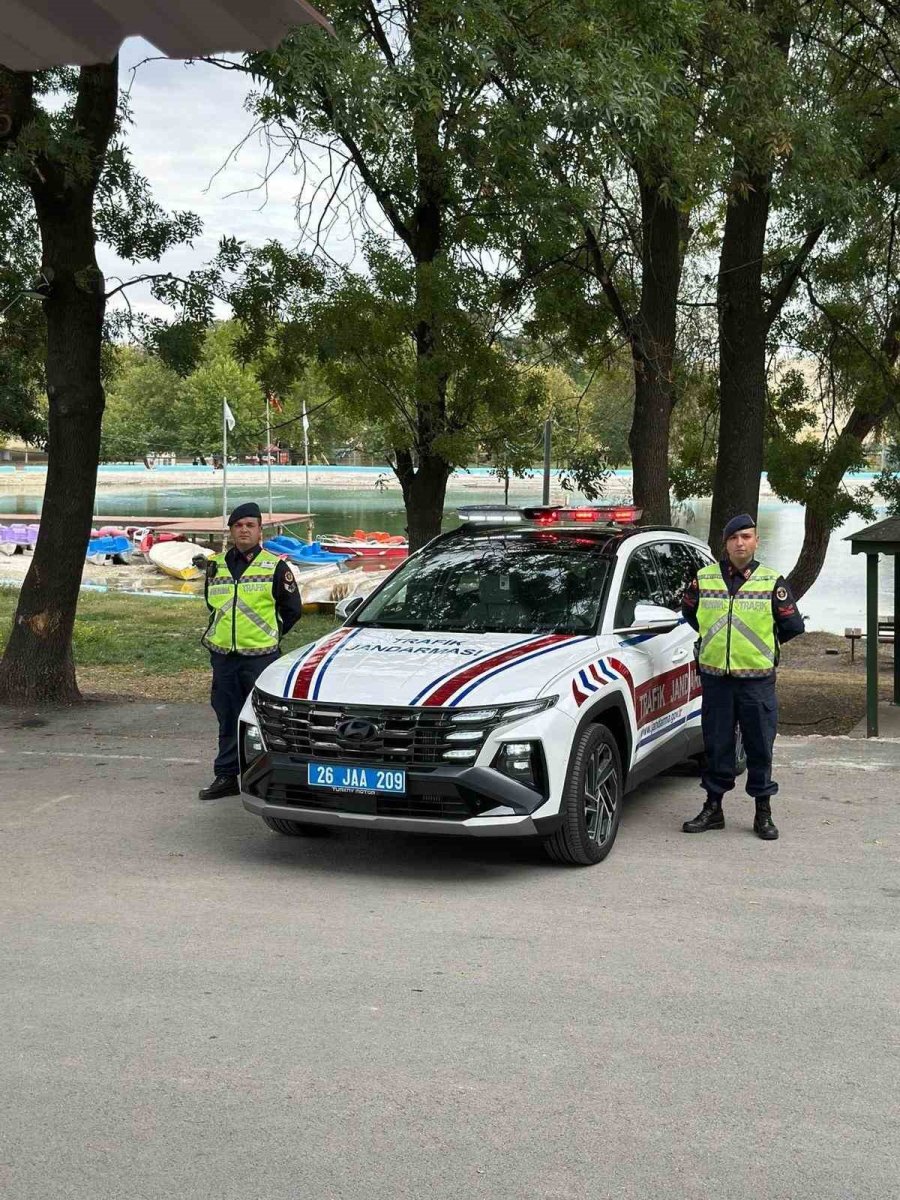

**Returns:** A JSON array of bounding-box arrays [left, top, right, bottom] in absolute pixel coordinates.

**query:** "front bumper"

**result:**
[[240, 750, 563, 838]]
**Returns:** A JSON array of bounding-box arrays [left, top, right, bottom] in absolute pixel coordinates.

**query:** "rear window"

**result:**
[[354, 533, 611, 635]]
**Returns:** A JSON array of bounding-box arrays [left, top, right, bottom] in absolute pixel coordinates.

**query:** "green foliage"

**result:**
[[0, 176, 45, 443], [290, 238, 550, 475]]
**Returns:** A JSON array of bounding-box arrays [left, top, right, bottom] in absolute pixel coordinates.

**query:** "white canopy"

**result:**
[[0, 0, 331, 71]]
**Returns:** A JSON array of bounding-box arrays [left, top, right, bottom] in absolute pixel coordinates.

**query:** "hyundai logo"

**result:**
[[335, 718, 380, 742]]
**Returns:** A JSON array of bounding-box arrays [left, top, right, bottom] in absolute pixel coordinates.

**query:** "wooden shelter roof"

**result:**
[[845, 516, 900, 555]]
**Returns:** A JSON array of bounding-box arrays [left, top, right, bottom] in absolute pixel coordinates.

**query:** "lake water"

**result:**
[[1, 473, 895, 632]]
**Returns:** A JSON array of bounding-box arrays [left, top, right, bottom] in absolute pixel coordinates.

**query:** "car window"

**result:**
[[686, 544, 713, 575], [614, 546, 664, 628], [354, 533, 611, 635], [652, 541, 700, 611]]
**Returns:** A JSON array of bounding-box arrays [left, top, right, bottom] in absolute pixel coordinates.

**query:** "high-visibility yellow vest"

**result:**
[[695, 562, 779, 677], [202, 548, 282, 655]]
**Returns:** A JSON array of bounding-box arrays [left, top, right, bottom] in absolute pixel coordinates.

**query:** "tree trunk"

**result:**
[[628, 176, 683, 525], [394, 448, 451, 551], [708, 169, 772, 549], [787, 404, 895, 599], [400, 23, 451, 554], [0, 62, 117, 705]]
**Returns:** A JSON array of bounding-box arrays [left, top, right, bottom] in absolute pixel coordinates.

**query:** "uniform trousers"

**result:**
[[700, 673, 779, 801], [210, 650, 279, 777]]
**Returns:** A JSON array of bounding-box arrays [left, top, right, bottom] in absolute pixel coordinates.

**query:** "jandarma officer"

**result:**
[[680, 513, 804, 840], [198, 502, 301, 800]]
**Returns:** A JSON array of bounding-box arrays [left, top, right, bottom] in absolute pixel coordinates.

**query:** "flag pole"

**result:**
[[265, 394, 273, 520], [303, 400, 312, 543], [222, 397, 228, 549]]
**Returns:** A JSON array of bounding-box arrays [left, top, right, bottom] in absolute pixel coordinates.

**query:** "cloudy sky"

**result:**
[[102, 38, 359, 320]]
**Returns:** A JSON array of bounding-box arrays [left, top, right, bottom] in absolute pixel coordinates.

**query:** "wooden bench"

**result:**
[[844, 618, 895, 663]]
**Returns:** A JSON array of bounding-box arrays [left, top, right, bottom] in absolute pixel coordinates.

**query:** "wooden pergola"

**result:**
[[845, 516, 900, 737]]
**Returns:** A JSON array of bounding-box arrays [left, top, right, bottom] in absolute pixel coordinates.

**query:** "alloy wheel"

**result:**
[[583, 742, 619, 845]]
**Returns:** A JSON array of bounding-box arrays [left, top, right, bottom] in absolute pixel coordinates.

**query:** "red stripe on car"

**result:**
[[422, 634, 573, 707], [291, 628, 354, 699]]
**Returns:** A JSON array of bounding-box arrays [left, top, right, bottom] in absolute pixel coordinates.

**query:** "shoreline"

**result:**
[[1, 463, 889, 500]]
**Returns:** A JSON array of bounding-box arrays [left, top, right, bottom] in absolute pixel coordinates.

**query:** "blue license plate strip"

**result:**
[[307, 762, 406, 795]]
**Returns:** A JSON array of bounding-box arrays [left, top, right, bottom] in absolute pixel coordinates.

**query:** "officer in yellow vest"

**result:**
[[680, 514, 804, 839], [198, 502, 301, 800]]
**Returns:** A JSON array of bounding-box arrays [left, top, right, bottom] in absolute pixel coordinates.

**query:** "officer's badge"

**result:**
[[284, 569, 296, 593], [775, 586, 787, 600]]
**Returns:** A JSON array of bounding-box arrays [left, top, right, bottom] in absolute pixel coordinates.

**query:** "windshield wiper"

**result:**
[[356, 620, 427, 630]]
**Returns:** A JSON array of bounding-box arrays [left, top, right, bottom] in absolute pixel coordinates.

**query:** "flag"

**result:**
[[268, 391, 283, 413], [302, 402, 310, 436], [223, 399, 236, 432]]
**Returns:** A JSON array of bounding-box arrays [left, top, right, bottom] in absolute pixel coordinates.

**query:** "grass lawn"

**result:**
[[0, 590, 339, 702], [0, 592, 890, 731]]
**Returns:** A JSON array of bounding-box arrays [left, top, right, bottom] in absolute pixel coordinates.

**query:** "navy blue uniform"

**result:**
[[682, 559, 804, 801], [206, 546, 301, 778]]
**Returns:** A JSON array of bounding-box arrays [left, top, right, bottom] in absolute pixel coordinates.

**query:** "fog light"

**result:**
[[243, 722, 265, 763], [492, 741, 543, 791]]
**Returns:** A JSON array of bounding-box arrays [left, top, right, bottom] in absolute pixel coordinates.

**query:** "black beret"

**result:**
[[227, 502, 262, 526], [723, 513, 756, 540]]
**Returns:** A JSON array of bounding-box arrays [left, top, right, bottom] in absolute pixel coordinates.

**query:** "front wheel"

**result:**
[[543, 724, 624, 866]]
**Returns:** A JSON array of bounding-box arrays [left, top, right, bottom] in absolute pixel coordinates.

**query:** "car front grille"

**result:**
[[253, 693, 494, 767]]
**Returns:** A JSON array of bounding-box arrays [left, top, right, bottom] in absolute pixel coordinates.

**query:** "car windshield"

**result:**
[[355, 533, 611, 635]]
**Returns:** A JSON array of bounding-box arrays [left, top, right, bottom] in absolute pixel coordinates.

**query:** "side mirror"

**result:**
[[614, 602, 681, 635], [335, 594, 365, 621]]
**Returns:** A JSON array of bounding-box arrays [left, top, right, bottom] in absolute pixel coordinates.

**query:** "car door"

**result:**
[[610, 544, 688, 765], [648, 539, 709, 745]]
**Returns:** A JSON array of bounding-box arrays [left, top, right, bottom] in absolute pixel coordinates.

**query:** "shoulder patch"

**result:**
[[775, 586, 787, 600]]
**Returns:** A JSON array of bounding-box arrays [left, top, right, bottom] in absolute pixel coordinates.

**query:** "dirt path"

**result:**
[[778, 632, 895, 735]]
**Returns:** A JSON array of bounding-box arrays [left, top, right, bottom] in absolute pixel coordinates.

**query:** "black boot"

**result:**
[[682, 796, 724, 833], [199, 775, 240, 801], [753, 798, 779, 840]]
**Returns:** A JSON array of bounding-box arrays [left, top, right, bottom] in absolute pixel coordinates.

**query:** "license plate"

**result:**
[[307, 762, 406, 795]]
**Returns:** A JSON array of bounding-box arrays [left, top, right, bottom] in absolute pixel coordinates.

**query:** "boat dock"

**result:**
[[0, 512, 313, 543]]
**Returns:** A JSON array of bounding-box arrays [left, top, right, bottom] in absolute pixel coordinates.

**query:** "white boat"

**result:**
[[300, 569, 380, 611], [148, 540, 211, 581]]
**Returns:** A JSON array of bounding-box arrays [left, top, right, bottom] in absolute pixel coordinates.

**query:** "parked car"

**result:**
[[238, 505, 738, 865]]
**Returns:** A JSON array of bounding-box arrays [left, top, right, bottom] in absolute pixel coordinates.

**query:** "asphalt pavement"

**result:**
[[1, 700, 898, 1200]]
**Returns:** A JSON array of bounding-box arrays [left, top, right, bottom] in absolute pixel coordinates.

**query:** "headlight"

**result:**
[[497, 697, 557, 724], [491, 741, 545, 791], [242, 722, 265, 764], [438, 697, 557, 763]]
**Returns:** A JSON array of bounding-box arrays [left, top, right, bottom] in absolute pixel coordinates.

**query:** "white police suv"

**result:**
[[238, 505, 719, 865]]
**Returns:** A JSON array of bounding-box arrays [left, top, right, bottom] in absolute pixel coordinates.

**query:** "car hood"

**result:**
[[255, 626, 595, 707]]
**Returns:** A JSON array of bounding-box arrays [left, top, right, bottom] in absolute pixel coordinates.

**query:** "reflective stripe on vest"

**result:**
[[202, 548, 282, 655], [695, 563, 778, 677]]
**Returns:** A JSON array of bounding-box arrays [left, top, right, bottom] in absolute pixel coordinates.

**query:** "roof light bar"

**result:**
[[457, 504, 643, 526], [457, 505, 524, 524], [520, 505, 644, 525]]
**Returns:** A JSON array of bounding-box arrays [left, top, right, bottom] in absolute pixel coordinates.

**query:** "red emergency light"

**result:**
[[520, 505, 643, 526]]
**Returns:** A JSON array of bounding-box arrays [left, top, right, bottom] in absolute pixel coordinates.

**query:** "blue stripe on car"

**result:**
[[578, 669, 598, 692], [311, 627, 364, 700], [408, 634, 538, 706], [282, 641, 319, 698], [449, 637, 591, 706]]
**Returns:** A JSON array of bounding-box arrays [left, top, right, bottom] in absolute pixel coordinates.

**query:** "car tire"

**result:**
[[543, 723, 624, 866], [262, 815, 329, 837]]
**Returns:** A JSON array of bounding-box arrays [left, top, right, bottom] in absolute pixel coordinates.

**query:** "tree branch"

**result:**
[[764, 223, 825, 330]]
